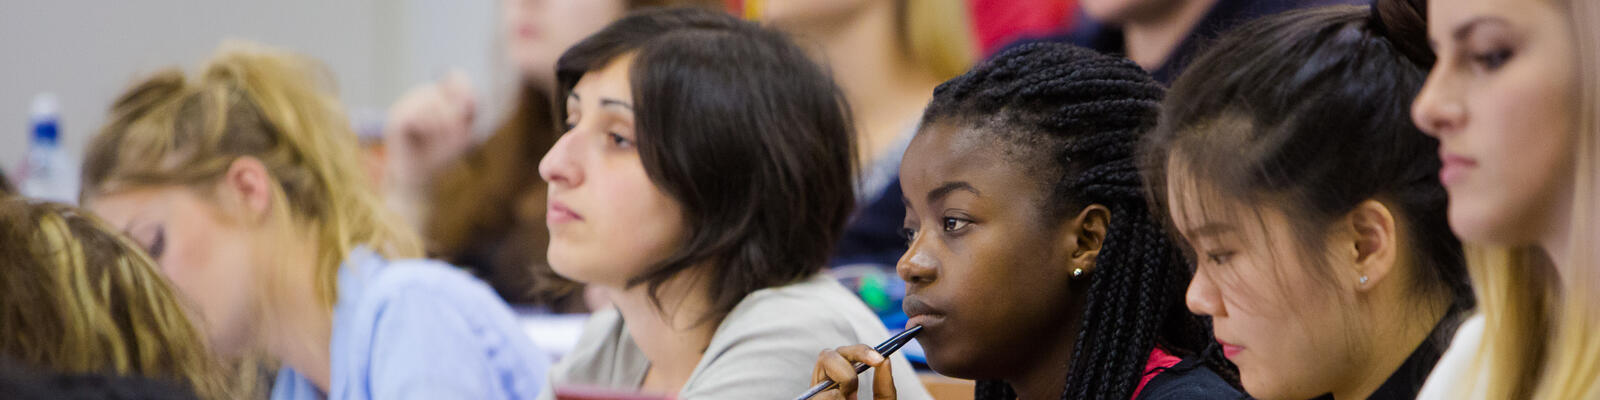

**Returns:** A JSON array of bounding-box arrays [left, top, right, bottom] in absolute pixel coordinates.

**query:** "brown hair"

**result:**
[[0, 198, 225, 398], [422, 0, 720, 308]]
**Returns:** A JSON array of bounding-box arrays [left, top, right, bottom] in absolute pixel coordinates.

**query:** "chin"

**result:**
[[1447, 201, 1523, 246], [922, 345, 988, 381]]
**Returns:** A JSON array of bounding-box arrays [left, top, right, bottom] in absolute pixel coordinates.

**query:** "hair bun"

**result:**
[[1372, 0, 1435, 68]]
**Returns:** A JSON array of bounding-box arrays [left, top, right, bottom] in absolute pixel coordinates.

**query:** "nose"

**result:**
[[1186, 266, 1226, 318], [539, 131, 581, 188], [897, 231, 938, 287], [1411, 67, 1467, 138]]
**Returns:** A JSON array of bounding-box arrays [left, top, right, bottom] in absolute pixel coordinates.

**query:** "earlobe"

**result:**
[[220, 157, 276, 223], [1065, 204, 1111, 276], [1349, 200, 1398, 291]]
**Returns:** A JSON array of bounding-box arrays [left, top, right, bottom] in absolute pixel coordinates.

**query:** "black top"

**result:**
[[1310, 315, 1463, 400], [1138, 355, 1248, 400], [1003, 0, 1359, 84]]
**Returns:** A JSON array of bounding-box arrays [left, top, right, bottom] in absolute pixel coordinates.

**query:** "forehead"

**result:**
[[901, 121, 1053, 204], [570, 53, 636, 100]]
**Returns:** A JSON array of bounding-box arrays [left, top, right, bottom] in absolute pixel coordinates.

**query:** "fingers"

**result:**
[[870, 352, 896, 400], [811, 344, 889, 400]]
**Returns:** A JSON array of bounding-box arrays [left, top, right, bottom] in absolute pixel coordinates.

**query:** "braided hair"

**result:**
[[923, 42, 1235, 400]]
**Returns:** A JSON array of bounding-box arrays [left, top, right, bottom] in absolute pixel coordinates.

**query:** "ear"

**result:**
[[1346, 199, 1399, 293], [1060, 204, 1110, 277], [213, 157, 277, 225]]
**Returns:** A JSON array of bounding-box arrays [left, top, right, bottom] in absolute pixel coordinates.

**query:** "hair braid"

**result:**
[[924, 42, 1235, 400]]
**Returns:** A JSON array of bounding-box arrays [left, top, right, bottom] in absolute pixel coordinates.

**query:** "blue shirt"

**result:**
[[271, 247, 549, 400]]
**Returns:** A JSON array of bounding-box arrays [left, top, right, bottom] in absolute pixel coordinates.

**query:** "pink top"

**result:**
[[1131, 347, 1184, 399]]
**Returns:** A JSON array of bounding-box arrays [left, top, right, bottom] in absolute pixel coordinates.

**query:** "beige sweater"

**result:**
[[538, 273, 932, 400]]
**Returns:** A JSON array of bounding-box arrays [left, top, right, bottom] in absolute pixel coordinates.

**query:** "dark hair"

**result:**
[[555, 7, 857, 322], [921, 42, 1234, 400], [0, 169, 13, 196], [1140, 0, 1472, 346], [0, 358, 199, 400]]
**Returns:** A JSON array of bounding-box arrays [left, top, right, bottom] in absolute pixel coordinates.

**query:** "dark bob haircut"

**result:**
[[555, 7, 857, 321]]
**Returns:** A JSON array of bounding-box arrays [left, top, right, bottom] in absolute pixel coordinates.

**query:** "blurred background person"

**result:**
[[1410, 0, 1600, 397], [80, 43, 549, 399], [1013, 0, 1354, 83], [0, 198, 225, 399], [380, 0, 720, 310], [751, 0, 976, 318]]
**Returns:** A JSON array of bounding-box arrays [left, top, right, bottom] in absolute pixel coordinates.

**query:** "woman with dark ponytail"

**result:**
[[809, 42, 1241, 400], [1140, 1, 1473, 399]]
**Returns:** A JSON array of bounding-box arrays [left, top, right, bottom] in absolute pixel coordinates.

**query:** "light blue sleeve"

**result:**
[[363, 285, 548, 400]]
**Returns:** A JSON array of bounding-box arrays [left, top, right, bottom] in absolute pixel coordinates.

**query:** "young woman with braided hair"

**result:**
[[809, 42, 1241, 400], [1142, 1, 1474, 399]]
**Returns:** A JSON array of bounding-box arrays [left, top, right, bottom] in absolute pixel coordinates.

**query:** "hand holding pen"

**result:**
[[800, 326, 922, 400]]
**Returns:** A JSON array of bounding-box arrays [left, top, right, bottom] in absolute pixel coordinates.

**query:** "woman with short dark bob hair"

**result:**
[[536, 7, 931, 399]]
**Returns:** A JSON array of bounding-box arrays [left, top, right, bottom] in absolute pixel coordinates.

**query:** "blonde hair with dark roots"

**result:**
[[0, 198, 225, 398], [1445, 0, 1600, 398], [81, 42, 423, 310]]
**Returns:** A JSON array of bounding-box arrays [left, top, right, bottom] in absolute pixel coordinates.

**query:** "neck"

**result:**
[[790, 2, 942, 164], [1333, 280, 1450, 399], [1004, 311, 1083, 400], [609, 271, 720, 395], [1121, 0, 1220, 70], [262, 235, 334, 391]]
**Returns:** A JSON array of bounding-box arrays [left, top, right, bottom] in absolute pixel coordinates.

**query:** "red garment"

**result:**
[[1132, 346, 1185, 399], [969, 0, 1076, 57]]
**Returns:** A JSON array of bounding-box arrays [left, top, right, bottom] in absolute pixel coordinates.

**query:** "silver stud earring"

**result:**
[[1072, 268, 1085, 277], [1359, 275, 1369, 285]]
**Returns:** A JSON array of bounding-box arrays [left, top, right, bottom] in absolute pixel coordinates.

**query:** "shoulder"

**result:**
[[1136, 358, 1246, 400], [715, 273, 881, 342]]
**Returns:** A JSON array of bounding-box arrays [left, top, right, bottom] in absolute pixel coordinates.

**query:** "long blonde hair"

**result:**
[[0, 198, 226, 398], [1455, 0, 1600, 397], [81, 42, 422, 309], [897, 0, 976, 81]]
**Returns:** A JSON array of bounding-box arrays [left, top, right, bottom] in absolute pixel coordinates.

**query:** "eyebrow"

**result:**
[[926, 181, 980, 204], [1453, 16, 1508, 42], [1183, 222, 1236, 239], [600, 98, 633, 112]]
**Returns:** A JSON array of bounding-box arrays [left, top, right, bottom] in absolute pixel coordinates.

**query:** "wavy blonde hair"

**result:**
[[744, 0, 975, 81], [81, 42, 422, 310], [1450, 0, 1600, 398], [0, 198, 225, 398]]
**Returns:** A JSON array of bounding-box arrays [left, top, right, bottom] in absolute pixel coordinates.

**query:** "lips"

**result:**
[[1439, 152, 1478, 186], [1217, 339, 1244, 360], [902, 296, 946, 329], [547, 200, 582, 225]]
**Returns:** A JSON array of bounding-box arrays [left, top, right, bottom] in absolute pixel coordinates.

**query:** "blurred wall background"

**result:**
[[0, 0, 507, 174]]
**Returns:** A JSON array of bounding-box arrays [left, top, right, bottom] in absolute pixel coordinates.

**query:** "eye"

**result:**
[[941, 217, 970, 232], [899, 227, 917, 244], [1472, 48, 1513, 71], [608, 133, 634, 149], [1205, 251, 1234, 265], [147, 226, 166, 260]]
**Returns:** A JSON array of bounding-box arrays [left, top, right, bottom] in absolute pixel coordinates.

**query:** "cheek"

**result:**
[[1216, 263, 1352, 399], [549, 166, 685, 286], [1451, 64, 1577, 243], [926, 233, 1073, 376], [162, 215, 258, 354]]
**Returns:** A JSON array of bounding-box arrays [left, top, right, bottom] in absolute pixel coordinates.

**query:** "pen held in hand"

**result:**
[[794, 325, 924, 400]]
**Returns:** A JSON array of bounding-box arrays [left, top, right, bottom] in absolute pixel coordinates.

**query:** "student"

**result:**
[[1015, 0, 1351, 84], [383, 0, 719, 308], [1411, 0, 1600, 397], [758, 0, 976, 272], [812, 42, 1240, 400], [536, 8, 931, 399], [0, 199, 222, 399], [80, 43, 549, 400], [1140, 3, 1474, 399]]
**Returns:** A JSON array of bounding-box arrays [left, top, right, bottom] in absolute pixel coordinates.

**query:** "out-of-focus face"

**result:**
[[759, 0, 874, 32], [503, 0, 627, 85], [1079, 0, 1180, 24], [1168, 171, 1366, 400], [87, 186, 262, 357], [539, 54, 687, 288], [896, 122, 1086, 380], [1411, 0, 1577, 246]]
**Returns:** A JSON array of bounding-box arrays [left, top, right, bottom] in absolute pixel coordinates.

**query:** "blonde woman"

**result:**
[[1410, 0, 1600, 398], [755, 0, 976, 278], [0, 198, 223, 399], [80, 43, 549, 400]]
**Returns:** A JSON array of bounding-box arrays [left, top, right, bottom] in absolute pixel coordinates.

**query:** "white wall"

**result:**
[[0, 0, 503, 183]]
